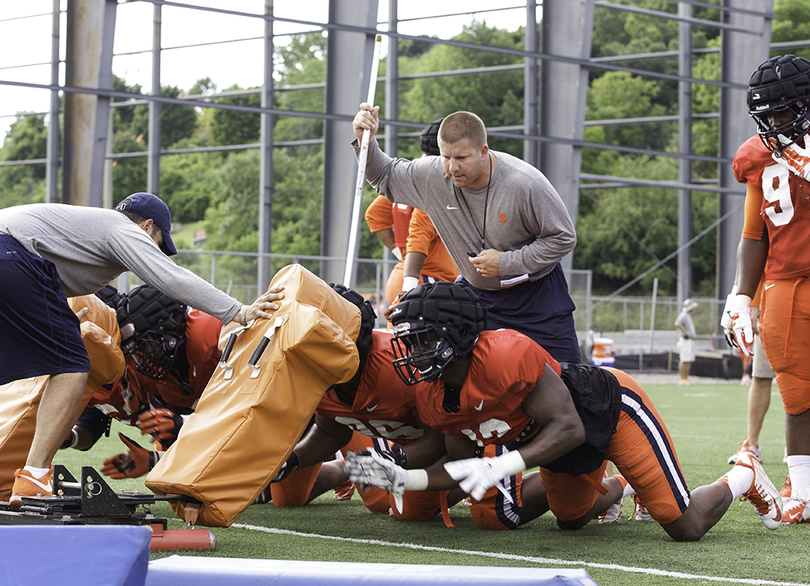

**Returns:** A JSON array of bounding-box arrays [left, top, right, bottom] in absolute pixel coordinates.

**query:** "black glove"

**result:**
[[389, 443, 407, 468], [272, 452, 300, 482], [136, 408, 183, 444]]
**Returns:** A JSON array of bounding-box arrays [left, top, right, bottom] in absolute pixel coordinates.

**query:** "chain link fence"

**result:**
[[116, 250, 735, 375]]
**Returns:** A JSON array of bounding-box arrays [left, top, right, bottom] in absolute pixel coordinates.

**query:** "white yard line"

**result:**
[[233, 524, 808, 586]]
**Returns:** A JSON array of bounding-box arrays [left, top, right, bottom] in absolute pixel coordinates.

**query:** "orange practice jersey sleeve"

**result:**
[[407, 209, 459, 282], [364, 195, 394, 234]]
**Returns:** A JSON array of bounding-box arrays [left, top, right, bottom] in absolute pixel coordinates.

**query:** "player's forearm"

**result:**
[[736, 238, 769, 298], [294, 424, 351, 468]]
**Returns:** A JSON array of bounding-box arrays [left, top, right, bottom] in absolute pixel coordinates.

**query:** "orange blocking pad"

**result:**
[[146, 264, 361, 527], [0, 525, 150, 586], [145, 557, 599, 585]]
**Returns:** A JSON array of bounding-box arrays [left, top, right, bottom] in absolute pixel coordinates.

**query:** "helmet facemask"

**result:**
[[391, 319, 456, 385], [121, 325, 181, 382], [750, 101, 810, 155], [117, 285, 187, 383]]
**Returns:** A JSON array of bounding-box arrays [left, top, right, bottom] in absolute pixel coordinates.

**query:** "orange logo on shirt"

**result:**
[[499, 213, 507, 223]]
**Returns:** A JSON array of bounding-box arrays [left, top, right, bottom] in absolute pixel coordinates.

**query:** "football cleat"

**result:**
[[252, 485, 272, 505], [633, 495, 652, 521], [9, 466, 54, 508], [598, 498, 623, 524], [735, 452, 782, 530], [781, 495, 810, 525], [728, 440, 762, 465]]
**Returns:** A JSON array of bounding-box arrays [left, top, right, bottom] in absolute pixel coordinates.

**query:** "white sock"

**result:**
[[24, 466, 50, 479], [622, 482, 635, 499], [786, 455, 810, 499], [723, 465, 754, 500]]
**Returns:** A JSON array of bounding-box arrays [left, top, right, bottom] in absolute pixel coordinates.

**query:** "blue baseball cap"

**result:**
[[115, 192, 177, 256]]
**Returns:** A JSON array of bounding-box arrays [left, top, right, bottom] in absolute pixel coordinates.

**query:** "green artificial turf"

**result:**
[[54, 381, 809, 586]]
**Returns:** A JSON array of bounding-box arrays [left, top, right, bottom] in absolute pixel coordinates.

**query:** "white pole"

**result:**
[[344, 34, 383, 287]]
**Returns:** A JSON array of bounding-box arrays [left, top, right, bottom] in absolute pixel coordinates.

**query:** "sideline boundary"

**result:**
[[233, 524, 809, 586]]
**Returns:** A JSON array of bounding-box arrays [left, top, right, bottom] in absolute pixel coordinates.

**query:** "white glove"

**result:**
[[721, 292, 737, 348], [773, 141, 810, 180], [444, 456, 520, 502], [727, 294, 754, 357], [344, 450, 407, 496], [391, 247, 403, 261]]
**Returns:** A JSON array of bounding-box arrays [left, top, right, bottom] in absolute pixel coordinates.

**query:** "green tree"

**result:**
[[398, 21, 525, 156], [0, 114, 48, 208], [209, 84, 261, 146], [130, 84, 198, 148], [159, 141, 223, 223], [111, 129, 147, 204], [573, 156, 716, 295]]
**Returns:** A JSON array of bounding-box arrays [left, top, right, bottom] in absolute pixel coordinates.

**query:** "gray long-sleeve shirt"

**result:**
[[0, 203, 241, 323], [358, 140, 576, 289]]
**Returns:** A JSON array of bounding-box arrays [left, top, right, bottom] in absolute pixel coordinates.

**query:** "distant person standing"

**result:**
[[675, 299, 698, 385], [352, 104, 580, 363]]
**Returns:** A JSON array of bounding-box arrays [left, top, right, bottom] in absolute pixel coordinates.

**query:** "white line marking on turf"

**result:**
[[232, 524, 808, 586]]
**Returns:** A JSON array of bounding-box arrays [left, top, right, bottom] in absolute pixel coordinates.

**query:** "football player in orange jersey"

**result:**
[[726, 54, 810, 525], [346, 281, 783, 541], [59, 285, 223, 479], [264, 283, 543, 529]]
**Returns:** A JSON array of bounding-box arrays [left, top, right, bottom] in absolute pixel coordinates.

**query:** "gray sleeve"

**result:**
[[355, 140, 430, 209], [107, 226, 241, 323], [496, 174, 577, 277]]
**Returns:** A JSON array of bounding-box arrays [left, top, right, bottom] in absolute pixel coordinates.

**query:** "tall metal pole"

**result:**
[[381, 0, 400, 280], [677, 2, 693, 306], [46, 0, 61, 203], [523, 0, 538, 167], [147, 2, 162, 195], [257, 0, 275, 294]]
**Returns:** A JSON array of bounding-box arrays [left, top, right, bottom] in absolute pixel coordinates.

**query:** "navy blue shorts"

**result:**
[[461, 263, 581, 364], [0, 235, 90, 385]]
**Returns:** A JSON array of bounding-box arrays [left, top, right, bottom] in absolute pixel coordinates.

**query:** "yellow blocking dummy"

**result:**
[[146, 264, 361, 527], [0, 295, 124, 500]]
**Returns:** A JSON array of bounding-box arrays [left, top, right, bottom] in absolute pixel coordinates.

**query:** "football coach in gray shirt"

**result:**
[[352, 104, 580, 364], [0, 192, 283, 506]]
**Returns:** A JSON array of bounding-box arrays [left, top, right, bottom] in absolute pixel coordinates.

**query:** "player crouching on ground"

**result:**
[[346, 281, 784, 541]]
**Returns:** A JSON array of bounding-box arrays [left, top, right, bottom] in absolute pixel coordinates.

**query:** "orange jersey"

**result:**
[[733, 136, 810, 279], [316, 330, 435, 445], [407, 209, 459, 282], [415, 330, 560, 447], [364, 195, 394, 233], [365, 196, 412, 255], [392, 203, 413, 250]]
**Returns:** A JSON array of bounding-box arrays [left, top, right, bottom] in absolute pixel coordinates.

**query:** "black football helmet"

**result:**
[[117, 285, 187, 382], [388, 281, 486, 385], [747, 54, 810, 155], [420, 117, 444, 156]]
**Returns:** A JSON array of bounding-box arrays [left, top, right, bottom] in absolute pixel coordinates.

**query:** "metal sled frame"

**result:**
[[0, 465, 188, 528]]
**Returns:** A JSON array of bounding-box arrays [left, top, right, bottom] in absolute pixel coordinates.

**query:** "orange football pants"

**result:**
[[540, 369, 690, 525], [760, 277, 810, 415]]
